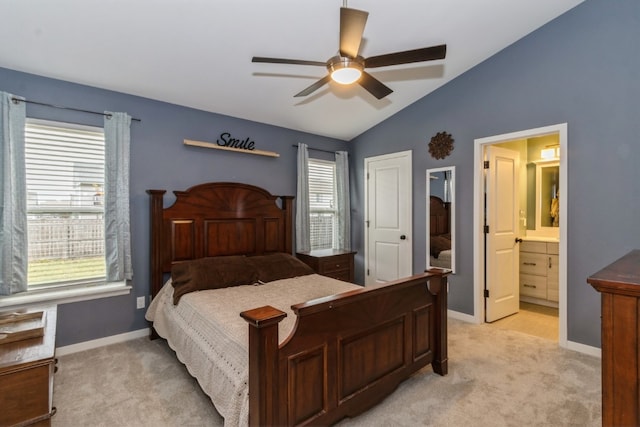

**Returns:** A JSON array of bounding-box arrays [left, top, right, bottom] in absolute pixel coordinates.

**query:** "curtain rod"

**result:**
[[11, 97, 141, 122], [291, 144, 338, 154]]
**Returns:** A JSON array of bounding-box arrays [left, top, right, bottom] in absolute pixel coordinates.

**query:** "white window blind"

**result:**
[[308, 159, 337, 250], [25, 119, 106, 288]]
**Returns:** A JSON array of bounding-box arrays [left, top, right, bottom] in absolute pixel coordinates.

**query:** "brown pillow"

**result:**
[[171, 256, 258, 304], [430, 235, 451, 259], [248, 252, 315, 283]]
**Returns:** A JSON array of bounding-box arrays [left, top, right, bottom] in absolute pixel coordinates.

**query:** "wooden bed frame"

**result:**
[[430, 195, 451, 236], [147, 182, 449, 426]]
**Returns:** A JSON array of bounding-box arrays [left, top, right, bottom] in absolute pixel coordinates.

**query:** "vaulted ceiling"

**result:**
[[0, 0, 583, 140]]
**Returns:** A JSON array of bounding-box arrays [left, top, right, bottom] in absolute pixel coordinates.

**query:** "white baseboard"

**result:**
[[448, 309, 479, 324], [56, 328, 150, 356], [566, 339, 602, 358]]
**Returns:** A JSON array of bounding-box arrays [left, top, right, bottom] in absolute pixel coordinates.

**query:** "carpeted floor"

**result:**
[[52, 318, 601, 427]]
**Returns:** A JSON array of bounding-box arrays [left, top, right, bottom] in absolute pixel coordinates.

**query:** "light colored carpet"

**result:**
[[52, 318, 601, 426]]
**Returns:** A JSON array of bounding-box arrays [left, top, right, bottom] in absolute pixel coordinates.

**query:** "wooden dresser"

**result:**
[[296, 249, 356, 283], [0, 305, 57, 427], [587, 250, 640, 427]]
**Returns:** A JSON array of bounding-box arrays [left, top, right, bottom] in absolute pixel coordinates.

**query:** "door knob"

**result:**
[[515, 237, 523, 243], [400, 235, 407, 240]]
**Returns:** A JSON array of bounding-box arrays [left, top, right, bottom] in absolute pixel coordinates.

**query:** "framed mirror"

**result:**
[[426, 166, 455, 272], [526, 160, 560, 239]]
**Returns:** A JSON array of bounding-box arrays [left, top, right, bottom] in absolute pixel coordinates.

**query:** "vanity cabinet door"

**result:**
[[547, 255, 559, 302]]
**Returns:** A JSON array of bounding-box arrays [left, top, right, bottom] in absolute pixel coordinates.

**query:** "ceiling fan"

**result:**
[[252, 6, 446, 100]]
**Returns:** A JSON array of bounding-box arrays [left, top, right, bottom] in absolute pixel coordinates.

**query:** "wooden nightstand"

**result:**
[[0, 305, 57, 427], [296, 249, 356, 283]]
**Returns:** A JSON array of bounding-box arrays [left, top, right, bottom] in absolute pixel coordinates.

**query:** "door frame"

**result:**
[[364, 150, 412, 286], [473, 123, 568, 347]]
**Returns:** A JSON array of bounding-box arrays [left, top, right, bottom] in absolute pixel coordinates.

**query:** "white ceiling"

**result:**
[[0, 0, 583, 141]]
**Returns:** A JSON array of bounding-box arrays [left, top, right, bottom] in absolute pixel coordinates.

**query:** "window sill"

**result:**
[[0, 282, 132, 310]]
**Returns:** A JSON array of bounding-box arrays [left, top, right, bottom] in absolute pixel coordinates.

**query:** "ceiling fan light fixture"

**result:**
[[328, 57, 363, 84]]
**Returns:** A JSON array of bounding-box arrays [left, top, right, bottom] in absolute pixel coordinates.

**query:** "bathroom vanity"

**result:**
[[519, 238, 559, 305]]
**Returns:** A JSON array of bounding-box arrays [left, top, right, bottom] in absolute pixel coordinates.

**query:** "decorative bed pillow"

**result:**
[[248, 252, 315, 283], [430, 235, 451, 259], [171, 255, 258, 304]]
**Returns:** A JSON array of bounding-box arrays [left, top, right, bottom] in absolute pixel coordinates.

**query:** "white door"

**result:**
[[485, 145, 520, 322], [365, 151, 412, 286]]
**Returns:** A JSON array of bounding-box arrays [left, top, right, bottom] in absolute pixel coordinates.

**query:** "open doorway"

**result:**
[[473, 123, 568, 347]]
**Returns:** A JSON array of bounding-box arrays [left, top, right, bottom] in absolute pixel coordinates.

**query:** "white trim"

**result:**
[[56, 327, 149, 356], [473, 123, 568, 348], [448, 309, 478, 324], [0, 282, 131, 310], [566, 340, 602, 358]]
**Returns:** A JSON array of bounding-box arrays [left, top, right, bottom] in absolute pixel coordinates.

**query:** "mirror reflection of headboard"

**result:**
[[427, 166, 455, 272], [430, 196, 450, 236]]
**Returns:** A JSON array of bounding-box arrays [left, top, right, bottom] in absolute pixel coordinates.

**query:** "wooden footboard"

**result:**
[[241, 270, 448, 426]]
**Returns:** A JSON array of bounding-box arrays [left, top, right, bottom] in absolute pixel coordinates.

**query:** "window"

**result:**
[[308, 159, 337, 250], [25, 119, 106, 289]]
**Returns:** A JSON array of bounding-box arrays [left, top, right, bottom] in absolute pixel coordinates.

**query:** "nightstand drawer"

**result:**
[[320, 254, 351, 274], [324, 270, 351, 282], [296, 249, 356, 283]]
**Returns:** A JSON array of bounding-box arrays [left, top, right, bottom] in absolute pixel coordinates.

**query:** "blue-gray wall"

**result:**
[[0, 68, 347, 346], [350, 0, 640, 348]]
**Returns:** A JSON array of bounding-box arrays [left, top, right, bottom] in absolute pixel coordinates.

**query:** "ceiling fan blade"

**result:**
[[294, 75, 331, 97], [252, 57, 326, 67], [339, 7, 368, 59], [365, 44, 447, 68], [359, 71, 393, 100]]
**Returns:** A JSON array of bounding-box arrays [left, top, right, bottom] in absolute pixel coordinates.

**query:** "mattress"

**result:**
[[145, 274, 359, 427]]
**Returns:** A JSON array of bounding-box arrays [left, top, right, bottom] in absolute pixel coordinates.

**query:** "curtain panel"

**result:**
[[0, 92, 27, 295], [295, 143, 310, 252], [104, 112, 133, 282], [335, 151, 351, 250]]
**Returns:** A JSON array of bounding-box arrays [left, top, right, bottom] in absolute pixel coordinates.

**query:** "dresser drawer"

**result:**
[[520, 253, 548, 276], [520, 273, 547, 299]]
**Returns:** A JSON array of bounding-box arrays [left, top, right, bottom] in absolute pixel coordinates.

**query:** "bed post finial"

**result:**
[[240, 305, 287, 426]]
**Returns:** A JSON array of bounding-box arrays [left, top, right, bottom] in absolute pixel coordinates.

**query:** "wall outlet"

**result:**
[[136, 296, 145, 309]]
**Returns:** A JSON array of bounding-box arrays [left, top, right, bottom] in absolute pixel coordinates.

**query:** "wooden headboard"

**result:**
[[147, 182, 294, 297], [429, 195, 450, 236]]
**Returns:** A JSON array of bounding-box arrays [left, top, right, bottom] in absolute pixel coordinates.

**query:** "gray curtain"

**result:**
[[295, 143, 310, 252], [335, 151, 351, 250], [444, 170, 452, 203], [104, 112, 133, 282], [0, 92, 27, 295]]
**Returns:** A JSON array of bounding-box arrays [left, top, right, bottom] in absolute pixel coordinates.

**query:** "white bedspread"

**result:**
[[145, 274, 359, 427], [430, 249, 452, 269]]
